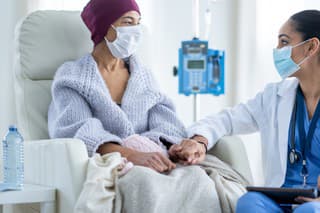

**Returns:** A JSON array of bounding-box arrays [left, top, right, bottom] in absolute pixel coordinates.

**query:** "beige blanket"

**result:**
[[75, 154, 249, 213], [200, 155, 249, 213]]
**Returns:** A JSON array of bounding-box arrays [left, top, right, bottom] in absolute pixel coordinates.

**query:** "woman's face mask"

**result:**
[[273, 39, 311, 79], [105, 24, 142, 59]]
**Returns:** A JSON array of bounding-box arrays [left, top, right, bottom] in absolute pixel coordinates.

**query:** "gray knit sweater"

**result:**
[[48, 54, 187, 156]]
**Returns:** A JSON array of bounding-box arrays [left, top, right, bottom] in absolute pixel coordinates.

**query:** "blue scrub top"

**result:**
[[283, 94, 320, 188]]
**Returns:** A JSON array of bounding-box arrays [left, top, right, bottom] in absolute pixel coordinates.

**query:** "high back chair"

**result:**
[[14, 10, 91, 213], [13, 10, 253, 213]]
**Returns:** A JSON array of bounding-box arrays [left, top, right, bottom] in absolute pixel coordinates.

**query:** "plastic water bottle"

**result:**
[[2, 125, 24, 189]]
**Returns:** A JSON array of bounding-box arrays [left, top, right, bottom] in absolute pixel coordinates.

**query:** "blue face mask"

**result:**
[[273, 39, 310, 79]]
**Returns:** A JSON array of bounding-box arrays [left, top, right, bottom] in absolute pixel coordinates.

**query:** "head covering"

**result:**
[[81, 0, 140, 46]]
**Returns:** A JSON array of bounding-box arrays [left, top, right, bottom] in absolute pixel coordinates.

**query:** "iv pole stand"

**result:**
[[193, 94, 200, 122], [192, 0, 200, 122]]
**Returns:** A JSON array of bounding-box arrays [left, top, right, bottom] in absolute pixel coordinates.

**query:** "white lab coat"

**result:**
[[187, 78, 300, 187]]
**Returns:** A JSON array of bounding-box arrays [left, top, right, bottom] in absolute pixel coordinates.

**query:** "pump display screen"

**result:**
[[187, 60, 205, 70]]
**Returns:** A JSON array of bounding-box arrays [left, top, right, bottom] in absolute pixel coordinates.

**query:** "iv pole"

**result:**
[[192, 0, 200, 122], [191, 0, 215, 122]]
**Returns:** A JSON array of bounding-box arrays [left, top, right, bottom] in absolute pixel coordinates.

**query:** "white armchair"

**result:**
[[12, 10, 253, 213]]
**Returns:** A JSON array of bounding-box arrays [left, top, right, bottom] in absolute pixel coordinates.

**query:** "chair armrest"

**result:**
[[208, 136, 253, 184], [24, 138, 89, 212]]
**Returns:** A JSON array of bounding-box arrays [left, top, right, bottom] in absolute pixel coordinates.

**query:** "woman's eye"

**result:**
[[122, 21, 133, 25]]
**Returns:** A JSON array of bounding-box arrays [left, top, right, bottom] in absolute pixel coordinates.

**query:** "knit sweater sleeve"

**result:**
[[141, 95, 187, 146], [48, 79, 122, 157]]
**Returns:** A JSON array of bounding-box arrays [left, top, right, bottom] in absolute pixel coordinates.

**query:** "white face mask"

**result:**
[[105, 25, 142, 59]]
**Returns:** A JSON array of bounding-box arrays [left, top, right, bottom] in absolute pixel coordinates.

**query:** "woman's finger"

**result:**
[[149, 158, 166, 172], [158, 153, 176, 170], [154, 155, 169, 171]]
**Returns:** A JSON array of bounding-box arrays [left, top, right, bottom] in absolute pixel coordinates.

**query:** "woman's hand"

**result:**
[[127, 150, 176, 173], [295, 176, 320, 203], [97, 142, 175, 173], [168, 138, 206, 165]]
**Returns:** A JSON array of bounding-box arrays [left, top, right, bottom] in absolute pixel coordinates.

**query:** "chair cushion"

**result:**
[[15, 10, 92, 80]]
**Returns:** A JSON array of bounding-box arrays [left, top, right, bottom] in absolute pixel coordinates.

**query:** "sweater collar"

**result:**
[[87, 53, 150, 113]]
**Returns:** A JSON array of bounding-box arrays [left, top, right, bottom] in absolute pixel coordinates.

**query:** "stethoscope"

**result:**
[[288, 86, 320, 185], [288, 100, 299, 165]]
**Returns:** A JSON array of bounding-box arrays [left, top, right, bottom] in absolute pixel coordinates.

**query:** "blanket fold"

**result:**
[[75, 153, 248, 213]]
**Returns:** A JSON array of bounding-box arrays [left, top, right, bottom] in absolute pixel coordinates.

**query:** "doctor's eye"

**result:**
[[280, 39, 289, 46]]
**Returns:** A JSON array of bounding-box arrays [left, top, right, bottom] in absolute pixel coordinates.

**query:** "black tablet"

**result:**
[[246, 186, 319, 204]]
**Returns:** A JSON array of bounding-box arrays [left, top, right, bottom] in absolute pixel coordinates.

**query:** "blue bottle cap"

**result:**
[[8, 125, 17, 131]]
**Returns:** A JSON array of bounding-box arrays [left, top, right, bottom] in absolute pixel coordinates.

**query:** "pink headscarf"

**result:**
[[81, 0, 140, 46]]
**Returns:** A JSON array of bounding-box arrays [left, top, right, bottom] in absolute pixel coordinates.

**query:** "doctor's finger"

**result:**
[[190, 152, 205, 165], [181, 151, 197, 164], [178, 159, 192, 166], [191, 158, 198, 165], [295, 196, 316, 203], [179, 148, 194, 159]]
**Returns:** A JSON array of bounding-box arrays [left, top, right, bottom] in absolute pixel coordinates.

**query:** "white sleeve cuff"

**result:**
[[187, 127, 219, 150]]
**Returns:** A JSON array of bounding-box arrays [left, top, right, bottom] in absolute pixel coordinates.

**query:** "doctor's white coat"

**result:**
[[188, 78, 300, 187]]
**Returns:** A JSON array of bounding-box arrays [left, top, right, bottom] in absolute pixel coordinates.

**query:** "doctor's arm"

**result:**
[[187, 91, 266, 149], [171, 91, 266, 164]]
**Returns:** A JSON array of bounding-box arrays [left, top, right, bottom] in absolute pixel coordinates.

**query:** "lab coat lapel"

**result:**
[[277, 79, 299, 173]]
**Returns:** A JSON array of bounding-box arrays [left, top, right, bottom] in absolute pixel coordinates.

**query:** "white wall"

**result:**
[[142, 0, 237, 127], [0, 0, 29, 180]]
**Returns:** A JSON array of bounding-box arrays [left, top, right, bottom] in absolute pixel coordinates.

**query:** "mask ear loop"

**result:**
[[297, 55, 311, 66], [111, 25, 117, 31], [292, 38, 312, 48], [292, 39, 312, 66], [111, 25, 118, 39]]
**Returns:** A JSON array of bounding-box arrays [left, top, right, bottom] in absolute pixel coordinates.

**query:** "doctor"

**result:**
[[169, 10, 320, 212]]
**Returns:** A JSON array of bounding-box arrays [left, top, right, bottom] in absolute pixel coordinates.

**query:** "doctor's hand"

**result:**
[[127, 150, 176, 173], [295, 176, 320, 203], [169, 138, 207, 165]]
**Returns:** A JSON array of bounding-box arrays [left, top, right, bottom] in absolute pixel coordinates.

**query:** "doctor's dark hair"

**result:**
[[290, 10, 320, 41]]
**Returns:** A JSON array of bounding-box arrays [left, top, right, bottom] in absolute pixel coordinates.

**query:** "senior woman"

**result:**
[[48, 0, 188, 173], [173, 10, 320, 212]]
